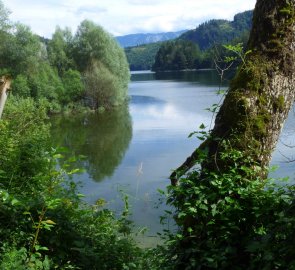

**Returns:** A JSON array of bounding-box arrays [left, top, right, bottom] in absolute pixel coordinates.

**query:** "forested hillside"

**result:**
[[179, 10, 253, 50], [127, 10, 253, 71], [152, 40, 201, 71], [116, 30, 186, 47], [125, 42, 162, 70]]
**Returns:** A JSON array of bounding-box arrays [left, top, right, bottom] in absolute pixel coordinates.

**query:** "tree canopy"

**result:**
[[152, 40, 201, 71], [0, 10, 130, 112]]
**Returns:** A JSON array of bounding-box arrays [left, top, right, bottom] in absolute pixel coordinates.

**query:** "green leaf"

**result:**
[[44, 219, 56, 225], [199, 123, 206, 129], [11, 198, 20, 206]]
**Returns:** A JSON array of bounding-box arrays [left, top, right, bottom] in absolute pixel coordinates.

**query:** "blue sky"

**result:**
[[2, 0, 256, 38]]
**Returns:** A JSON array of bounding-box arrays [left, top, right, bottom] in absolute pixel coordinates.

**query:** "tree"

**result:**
[[60, 69, 84, 104], [152, 40, 201, 71], [166, 0, 295, 270], [171, 0, 295, 181], [47, 26, 75, 76], [0, 0, 10, 31], [73, 20, 130, 109], [0, 23, 41, 76], [167, 0, 295, 268]]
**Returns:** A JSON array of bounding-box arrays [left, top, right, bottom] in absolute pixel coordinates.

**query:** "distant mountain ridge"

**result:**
[[179, 10, 253, 50], [116, 30, 187, 48], [124, 10, 253, 71]]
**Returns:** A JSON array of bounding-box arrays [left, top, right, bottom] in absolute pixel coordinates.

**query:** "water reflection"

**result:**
[[51, 106, 132, 182], [49, 69, 295, 244], [130, 97, 209, 135], [131, 69, 230, 86]]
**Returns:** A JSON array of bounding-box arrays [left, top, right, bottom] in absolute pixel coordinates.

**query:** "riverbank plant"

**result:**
[[0, 97, 148, 269], [165, 128, 295, 269]]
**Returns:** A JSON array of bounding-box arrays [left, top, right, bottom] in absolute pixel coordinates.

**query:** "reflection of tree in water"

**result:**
[[132, 70, 228, 85], [153, 70, 224, 85], [50, 106, 132, 182]]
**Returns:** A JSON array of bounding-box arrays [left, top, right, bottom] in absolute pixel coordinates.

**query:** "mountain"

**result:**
[[124, 10, 253, 71], [179, 10, 253, 50], [116, 30, 187, 48], [125, 42, 162, 70]]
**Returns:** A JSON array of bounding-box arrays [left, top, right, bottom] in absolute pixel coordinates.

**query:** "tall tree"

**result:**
[[47, 26, 74, 76], [171, 0, 295, 181], [73, 20, 130, 109], [167, 1, 295, 268], [0, 23, 41, 76]]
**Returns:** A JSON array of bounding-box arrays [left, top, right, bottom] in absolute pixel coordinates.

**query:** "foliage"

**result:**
[[0, 0, 129, 112], [125, 42, 162, 70], [83, 59, 127, 109], [60, 69, 84, 105], [0, 97, 149, 269], [152, 40, 201, 71], [0, 23, 41, 76], [72, 20, 130, 109], [160, 40, 295, 269], [179, 10, 253, 51], [164, 124, 295, 269], [47, 26, 75, 76]]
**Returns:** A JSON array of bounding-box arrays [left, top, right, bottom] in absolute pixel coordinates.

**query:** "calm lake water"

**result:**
[[51, 70, 295, 244]]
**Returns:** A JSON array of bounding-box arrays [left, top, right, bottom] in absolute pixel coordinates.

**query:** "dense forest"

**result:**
[[152, 40, 201, 71], [126, 10, 253, 71], [0, 13, 129, 112], [125, 42, 162, 70], [179, 10, 253, 50]]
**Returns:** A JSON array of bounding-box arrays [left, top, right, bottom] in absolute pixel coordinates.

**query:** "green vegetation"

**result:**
[[0, 97, 147, 269], [125, 42, 162, 70], [1, 0, 295, 268], [164, 130, 295, 269], [126, 10, 252, 71], [179, 10, 253, 50], [0, 4, 129, 112], [152, 40, 201, 71]]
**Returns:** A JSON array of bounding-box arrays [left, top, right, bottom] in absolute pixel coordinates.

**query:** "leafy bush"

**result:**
[[165, 127, 295, 269], [0, 98, 147, 269]]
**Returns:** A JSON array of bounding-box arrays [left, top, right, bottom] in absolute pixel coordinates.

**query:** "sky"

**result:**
[[2, 0, 256, 38]]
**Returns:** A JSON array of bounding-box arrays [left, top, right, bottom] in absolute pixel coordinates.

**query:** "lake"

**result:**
[[51, 70, 295, 245]]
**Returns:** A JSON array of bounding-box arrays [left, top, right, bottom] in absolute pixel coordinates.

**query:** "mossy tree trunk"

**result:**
[[171, 0, 295, 182]]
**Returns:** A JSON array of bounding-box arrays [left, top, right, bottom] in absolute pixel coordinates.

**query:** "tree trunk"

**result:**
[[0, 76, 11, 119], [171, 0, 295, 182]]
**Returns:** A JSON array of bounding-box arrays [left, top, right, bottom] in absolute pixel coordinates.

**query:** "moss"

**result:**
[[268, 39, 284, 49], [257, 95, 267, 106], [236, 97, 249, 115], [252, 115, 268, 137], [230, 57, 267, 93], [273, 95, 285, 112], [279, 8, 292, 16]]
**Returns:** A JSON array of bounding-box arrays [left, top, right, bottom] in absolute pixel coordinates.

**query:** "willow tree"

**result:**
[[171, 0, 295, 182], [73, 20, 130, 109], [167, 1, 295, 269]]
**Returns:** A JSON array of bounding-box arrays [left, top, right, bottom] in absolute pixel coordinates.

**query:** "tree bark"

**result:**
[[171, 0, 295, 183], [0, 76, 11, 119]]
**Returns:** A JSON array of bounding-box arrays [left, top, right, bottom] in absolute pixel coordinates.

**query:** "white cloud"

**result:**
[[76, 6, 107, 16], [2, 0, 256, 38]]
